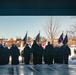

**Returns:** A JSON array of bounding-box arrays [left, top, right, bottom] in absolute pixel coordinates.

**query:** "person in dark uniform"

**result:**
[[23, 44, 31, 64], [10, 44, 20, 65], [31, 40, 39, 65], [0, 44, 2, 65], [54, 45, 64, 64], [54, 46, 60, 64], [37, 44, 44, 64], [63, 44, 71, 64], [57, 45, 64, 64], [44, 45, 48, 64], [59, 45, 64, 64], [3, 43, 10, 64], [44, 42, 54, 65], [0, 44, 5, 65], [0, 43, 8, 65]]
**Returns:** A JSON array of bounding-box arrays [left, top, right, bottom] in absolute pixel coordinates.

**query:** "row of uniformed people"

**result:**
[[0, 41, 71, 65], [52, 44, 71, 64], [0, 43, 20, 65], [0, 42, 43, 65], [44, 42, 71, 64], [22, 41, 44, 65], [23, 40, 71, 65]]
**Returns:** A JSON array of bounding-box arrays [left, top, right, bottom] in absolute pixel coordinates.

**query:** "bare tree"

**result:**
[[43, 17, 61, 44], [68, 17, 76, 40], [68, 24, 76, 40]]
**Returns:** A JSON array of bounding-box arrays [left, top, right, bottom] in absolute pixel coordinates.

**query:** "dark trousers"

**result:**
[[63, 56, 68, 64]]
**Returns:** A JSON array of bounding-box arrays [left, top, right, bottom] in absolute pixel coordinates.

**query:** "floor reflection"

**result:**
[[31, 71, 34, 75], [17, 66, 25, 75], [0, 64, 76, 75], [0, 66, 13, 75]]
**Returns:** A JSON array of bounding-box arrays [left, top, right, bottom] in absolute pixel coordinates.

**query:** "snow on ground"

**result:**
[[69, 46, 76, 64]]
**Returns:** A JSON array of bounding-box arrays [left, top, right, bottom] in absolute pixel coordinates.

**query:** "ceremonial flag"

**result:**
[[63, 34, 68, 45], [58, 33, 63, 44], [42, 42, 47, 49], [35, 32, 40, 42], [23, 31, 28, 44]]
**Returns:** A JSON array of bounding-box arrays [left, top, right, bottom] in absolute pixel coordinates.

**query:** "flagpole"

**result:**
[[38, 30, 40, 44], [62, 30, 64, 41], [26, 31, 28, 45], [66, 31, 68, 35], [23, 31, 28, 45], [25, 31, 28, 36]]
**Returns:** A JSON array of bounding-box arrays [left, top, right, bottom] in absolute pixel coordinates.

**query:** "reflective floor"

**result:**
[[0, 64, 76, 75]]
